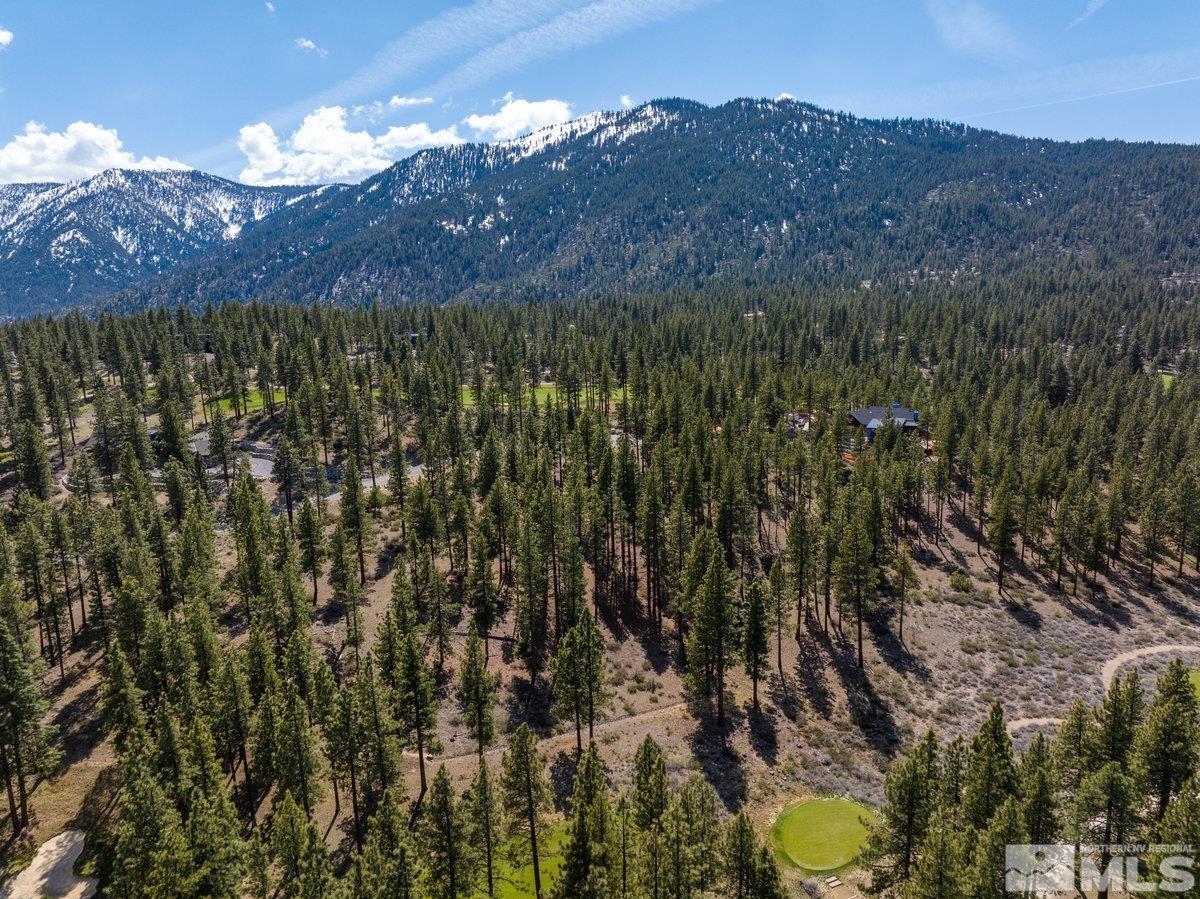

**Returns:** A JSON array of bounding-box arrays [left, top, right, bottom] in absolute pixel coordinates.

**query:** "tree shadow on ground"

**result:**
[[548, 750, 578, 813], [48, 681, 103, 773], [766, 669, 801, 722], [824, 633, 901, 759], [866, 604, 931, 681], [793, 626, 833, 719], [684, 702, 748, 813], [745, 703, 779, 766], [504, 674, 554, 736]]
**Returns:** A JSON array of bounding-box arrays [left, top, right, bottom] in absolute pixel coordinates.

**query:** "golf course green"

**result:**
[[771, 797, 873, 873]]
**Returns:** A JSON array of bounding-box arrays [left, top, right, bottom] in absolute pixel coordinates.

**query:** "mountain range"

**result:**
[[4, 97, 1200, 318], [0, 169, 333, 315]]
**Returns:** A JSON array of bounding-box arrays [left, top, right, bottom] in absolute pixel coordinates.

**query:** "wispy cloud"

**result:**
[[294, 37, 328, 57], [924, 0, 1025, 65], [265, 2, 275, 13], [0, 26, 13, 49], [267, 0, 579, 130], [819, 45, 1200, 125], [421, 0, 719, 97], [963, 73, 1200, 119], [1070, 0, 1109, 28]]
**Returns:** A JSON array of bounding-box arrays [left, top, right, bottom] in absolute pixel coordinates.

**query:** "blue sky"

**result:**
[[0, 0, 1197, 184]]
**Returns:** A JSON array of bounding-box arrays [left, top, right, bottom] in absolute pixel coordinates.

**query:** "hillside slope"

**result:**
[[0, 169, 335, 314]]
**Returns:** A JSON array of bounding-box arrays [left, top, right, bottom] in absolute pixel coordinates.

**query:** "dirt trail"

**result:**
[[406, 700, 691, 763], [1100, 644, 1200, 690], [0, 830, 95, 899], [1007, 643, 1200, 735]]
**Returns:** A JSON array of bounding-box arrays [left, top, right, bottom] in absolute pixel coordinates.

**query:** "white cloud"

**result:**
[[0, 121, 188, 184], [775, 92, 795, 101], [294, 37, 328, 57], [0, 26, 12, 48], [423, 0, 718, 97], [265, 2, 275, 13], [620, 94, 634, 108], [1070, 0, 1109, 27], [925, 0, 1025, 65], [464, 96, 572, 140], [350, 95, 437, 124], [237, 105, 462, 185]]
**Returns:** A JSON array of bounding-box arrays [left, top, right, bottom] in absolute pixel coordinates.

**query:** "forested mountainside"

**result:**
[[112, 97, 1200, 312], [0, 170, 331, 315]]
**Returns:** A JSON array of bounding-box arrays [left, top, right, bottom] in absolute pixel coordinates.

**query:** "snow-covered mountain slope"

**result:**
[[0, 169, 334, 315], [127, 96, 1200, 311], [9, 97, 1200, 316]]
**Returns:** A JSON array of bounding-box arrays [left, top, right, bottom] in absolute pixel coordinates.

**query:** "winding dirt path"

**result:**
[[1007, 643, 1200, 735]]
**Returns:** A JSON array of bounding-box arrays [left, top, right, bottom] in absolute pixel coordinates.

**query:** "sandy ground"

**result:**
[[0, 831, 96, 899]]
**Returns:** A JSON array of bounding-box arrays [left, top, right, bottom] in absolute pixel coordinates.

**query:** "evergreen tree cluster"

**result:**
[[862, 663, 1200, 897]]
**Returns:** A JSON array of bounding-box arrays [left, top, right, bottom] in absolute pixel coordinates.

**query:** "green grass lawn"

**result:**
[[771, 798, 873, 873], [211, 387, 286, 417], [1161, 372, 1177, 390], [490, 825, 568, 898], [459, 383, 624, 410], [1189, 669, 1200, 699]]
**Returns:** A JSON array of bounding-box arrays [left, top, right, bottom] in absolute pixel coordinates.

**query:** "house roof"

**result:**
[[850, 405, 920, 429]]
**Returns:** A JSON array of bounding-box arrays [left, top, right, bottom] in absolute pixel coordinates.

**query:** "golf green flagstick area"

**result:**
[[771, 798, 874, 873]]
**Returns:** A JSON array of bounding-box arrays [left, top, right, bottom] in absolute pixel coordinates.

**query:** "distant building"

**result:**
[[849, 403, 921, 439], [786, 410, 814, 437]]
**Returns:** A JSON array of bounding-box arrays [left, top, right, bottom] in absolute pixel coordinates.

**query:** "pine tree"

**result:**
[[458, 626, 497, 757], [554, 743, 613, 898], [743, 579, 769, 711], [1135, 660, 1199, 820], [552, 609, 610, 753], [834, 489, 878, 668], [16, 420, 53, 501], [470, 758, 503, 898], [0, 618, 58, 835], [686, 554, 739, 726], [891, 543, 915, 646], [631, 735, 669, 830], [274, 678, 323, 816], [209, 408, 233, 486], [422, 765, 478, 899], [903, 810, 967, 899], [397, 628, 438, 802], [501, 723, 552, 899], [963, 797, 1025, 899], [295, 498, 324, 605], [464, 527, 499, 660], [269, 791, 335, 899], [767, 559, 791, 683], [1018, 733, 1059, 844], [1073, 761, 1141, 897], [862, 729, 939, 893], [961, 703, 1018, 831], [341, 456, 370, 585]]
